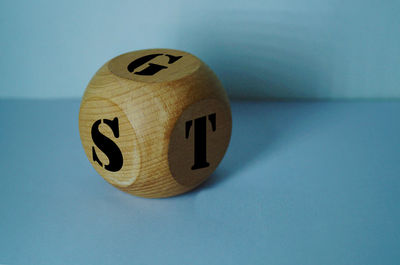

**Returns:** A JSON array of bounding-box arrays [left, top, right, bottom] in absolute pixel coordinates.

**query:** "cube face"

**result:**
[[79, 48, 232, 198], [168, 99, 232, 187], [108, 48, 201, 83], [79, 97, 141, 187]]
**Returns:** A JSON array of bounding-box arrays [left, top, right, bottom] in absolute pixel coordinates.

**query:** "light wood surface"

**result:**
[[79, 48, 232, 198]]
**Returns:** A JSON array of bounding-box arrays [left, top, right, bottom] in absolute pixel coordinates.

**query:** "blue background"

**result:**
[[1, 100, 400, 264], [1, 0, 400, 99], [1, 1, 400, 264]]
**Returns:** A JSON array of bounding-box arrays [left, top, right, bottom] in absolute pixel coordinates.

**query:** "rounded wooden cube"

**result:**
[[79, 48, 232, 198]]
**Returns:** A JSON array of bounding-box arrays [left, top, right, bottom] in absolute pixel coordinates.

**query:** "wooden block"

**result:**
[[79, 48, 232, 198]]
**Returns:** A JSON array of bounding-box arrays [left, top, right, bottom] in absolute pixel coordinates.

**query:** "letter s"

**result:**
[[91, 117, 123, 172]]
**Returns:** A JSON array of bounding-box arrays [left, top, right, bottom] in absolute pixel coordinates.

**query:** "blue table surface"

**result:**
[[0, 99, 399, 265]]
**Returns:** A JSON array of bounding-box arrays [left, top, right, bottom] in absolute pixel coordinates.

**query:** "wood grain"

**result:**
[[79, 48, 232, 198]]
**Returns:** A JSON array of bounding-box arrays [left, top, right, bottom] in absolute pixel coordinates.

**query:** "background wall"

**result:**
[[1, 0, 399, 99]]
